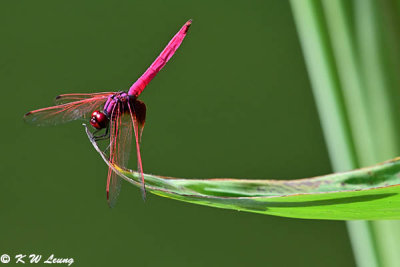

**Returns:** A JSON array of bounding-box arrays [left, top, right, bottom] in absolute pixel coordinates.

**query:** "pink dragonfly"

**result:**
[[24, 20, 192, 207]]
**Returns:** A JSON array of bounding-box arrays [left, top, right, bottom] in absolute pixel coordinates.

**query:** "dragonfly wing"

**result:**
[[54, 92, 114, 104], [128, 99, 147, 199], [133, 99, 146, 141], [128, 20, 192, 97], [107, 103, 133, 207], [24, 96, 110, 126]]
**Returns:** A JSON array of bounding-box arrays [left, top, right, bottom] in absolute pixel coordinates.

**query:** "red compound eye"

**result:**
[[90, 110, 109, 129]]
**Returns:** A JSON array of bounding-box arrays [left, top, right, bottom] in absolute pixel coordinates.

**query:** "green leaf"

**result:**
[[85, 125, 400, 220]]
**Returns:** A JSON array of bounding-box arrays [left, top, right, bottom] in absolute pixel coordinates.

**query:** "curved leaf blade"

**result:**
[[84, 125, 400, 220]]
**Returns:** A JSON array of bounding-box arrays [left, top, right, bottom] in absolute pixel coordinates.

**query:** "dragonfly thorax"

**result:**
[[90, 110, 109, 129], [103, 92, 133, 115]]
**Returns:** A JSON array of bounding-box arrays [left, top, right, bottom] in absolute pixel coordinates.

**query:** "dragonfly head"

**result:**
[[90, 110, 109, 129]]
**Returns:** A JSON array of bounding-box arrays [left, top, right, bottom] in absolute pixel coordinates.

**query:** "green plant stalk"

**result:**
[[289, 0, 356, 171], [321, 1, 382, 265], [355, 0, 400, 266], [290, 0, 379, 266], [380, 0, 400, 93], [355, 0, 399, 161], [321, 0, 377, 165]]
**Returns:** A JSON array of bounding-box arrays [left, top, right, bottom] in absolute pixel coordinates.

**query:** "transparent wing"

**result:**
[[54, 92, 114, 104], [107, 103, 133, 207], [128, 99, 147, 199], [24, 96, 110, 126]]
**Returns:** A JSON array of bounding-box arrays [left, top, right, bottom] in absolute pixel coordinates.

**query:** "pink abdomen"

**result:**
[[128, 20, 192, 97]]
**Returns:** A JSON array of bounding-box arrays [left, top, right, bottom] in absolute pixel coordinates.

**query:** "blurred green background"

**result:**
[[0, 0, 355, 266]]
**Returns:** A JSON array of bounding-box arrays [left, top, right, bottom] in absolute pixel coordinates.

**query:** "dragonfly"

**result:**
[[24, 20, 192, 207]]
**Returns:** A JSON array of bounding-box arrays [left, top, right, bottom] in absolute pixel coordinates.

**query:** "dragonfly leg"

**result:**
[[92, 126, 110, 142], [103, 142, 111, 153]]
